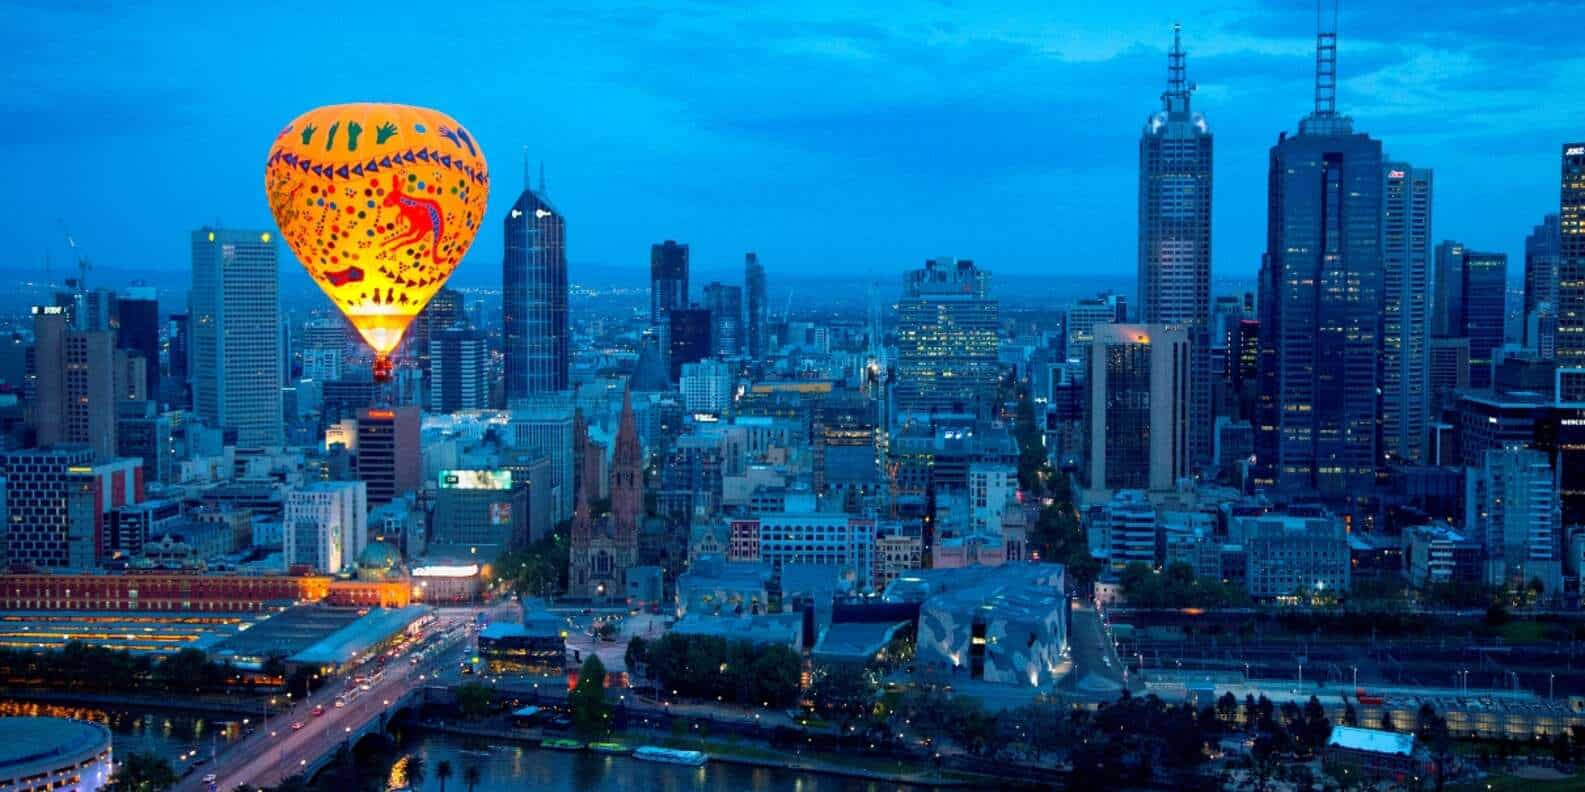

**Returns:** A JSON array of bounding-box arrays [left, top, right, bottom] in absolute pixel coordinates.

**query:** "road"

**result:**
[[174, 606, 495, 791], [1064, 600, 1127, 696]]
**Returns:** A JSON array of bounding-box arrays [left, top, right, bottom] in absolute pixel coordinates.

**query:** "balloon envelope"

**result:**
[[265, 103, 488, 368]]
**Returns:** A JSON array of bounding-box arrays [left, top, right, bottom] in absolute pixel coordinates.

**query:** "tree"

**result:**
[[1249, 734, 1281, 792], [570, 655, 611, 738], [1217, 691, 1239, 724], [809, 665, 874, 725], [107, 750, 178, 792], [435, 760, 453, 792], [402, 754, 426, 790], [462, 763, 482, 792], [624, 635, 648, 677], [456, 681, 493, 719], [271, 776, 310, 792]]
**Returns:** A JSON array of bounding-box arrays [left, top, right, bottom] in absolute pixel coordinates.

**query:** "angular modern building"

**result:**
[[502, 175, 569, 402], [1254, 25, 1384, 499], [1432, 240, 1467, 339], [190, 227, 282, 446], [1380, 164, 1434, 463], [886, 563, 1068, 687], [894, 258, 999, 419], [1138, 25, 1212, 471]]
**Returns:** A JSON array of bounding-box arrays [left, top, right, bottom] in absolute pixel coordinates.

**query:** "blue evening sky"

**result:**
[[4, 1, 1582, 291]]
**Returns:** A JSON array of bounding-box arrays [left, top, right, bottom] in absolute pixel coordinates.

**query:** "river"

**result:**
[[1, 700, 929, 790]]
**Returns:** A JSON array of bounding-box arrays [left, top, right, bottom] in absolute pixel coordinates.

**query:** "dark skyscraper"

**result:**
[[116, 286, 160, 400], [1432, 240, 1466, 337], [702, 281, 743, 356], [745, 252, 767, 363], [650, 240, 690, 325], [1559, 143, 1585, 364], [1524, 214, 1561, 353], [503, 168, 569, 403], [166, 312, 189, 408], [667, 307, 712, 381], [1138, 24, 1212, 471], [1255, 19, 1384, 498], [1461, 251, 1507, 389]]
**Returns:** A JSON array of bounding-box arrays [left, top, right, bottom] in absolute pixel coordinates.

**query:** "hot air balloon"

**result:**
[[265, 103, 488, 381]]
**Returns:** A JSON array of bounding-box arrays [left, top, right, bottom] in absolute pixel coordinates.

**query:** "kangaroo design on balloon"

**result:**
[[382, 174, 445, 265]]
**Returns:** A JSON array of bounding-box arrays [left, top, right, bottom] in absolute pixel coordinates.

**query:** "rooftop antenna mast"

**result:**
[[1314, 0, 1339, 116], [1162, 22, 1194, 113], [522, 146, 531, 191]]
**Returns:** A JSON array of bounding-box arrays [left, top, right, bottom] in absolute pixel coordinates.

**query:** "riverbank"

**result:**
[[1, 688, 258, 718], [405, 718, 1011, 788]]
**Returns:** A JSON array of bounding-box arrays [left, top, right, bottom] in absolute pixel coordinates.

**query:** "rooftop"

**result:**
[[287, 605, 431, 666], [671, 612, 802, 648], [0, 716, 111, 772]]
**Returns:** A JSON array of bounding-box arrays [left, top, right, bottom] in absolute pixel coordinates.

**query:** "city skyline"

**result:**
[[5, 2, 1581, 293]]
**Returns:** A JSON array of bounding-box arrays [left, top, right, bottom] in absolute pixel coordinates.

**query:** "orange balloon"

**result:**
[[265, 103, 489, 379]]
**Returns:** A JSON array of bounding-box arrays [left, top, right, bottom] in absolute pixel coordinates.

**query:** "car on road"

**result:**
[[312, 704, 325, 717], [291, 721, 305, 730], [335, 697, 346, 708]]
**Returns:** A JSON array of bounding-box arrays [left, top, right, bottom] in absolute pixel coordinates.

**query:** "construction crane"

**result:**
[[58, 221, 90, 291]]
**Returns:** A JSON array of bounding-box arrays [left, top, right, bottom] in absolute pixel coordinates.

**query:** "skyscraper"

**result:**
[[429, 327, 490, 412], [1462, 251, 1508, 389], [1559, 143, 1585, 364], [1465, 447, 1561, 594], [1380, 164, 1433, 463], [1255, 19, 1384, 498], [650, 241, 690, 325], [190, 228, 282, 446], [745, 252, 768, 363], [284, 481, 368, 574], [412, 286, 466, 387], [702, 281, 743, 356], [1137, 24, 1212, 471], [1085, 323, 1190, 492], [1524, 214, 1562, 353], [667, 307, 713, 381], [894, 258, 999, 419], [502, 170, 569, 402], [31, 307, 121, 462], [355, 406, 420, 506], [1432, 240, 1466, 338], [116, 286, 160, 400]]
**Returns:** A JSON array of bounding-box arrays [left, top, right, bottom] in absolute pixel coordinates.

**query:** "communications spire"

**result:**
[[1314, 0, 1338, 116], [1161, 23, 1191, 114]]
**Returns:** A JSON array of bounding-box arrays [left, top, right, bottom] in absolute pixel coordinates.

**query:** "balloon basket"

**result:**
[[372, 354, 393, 383]]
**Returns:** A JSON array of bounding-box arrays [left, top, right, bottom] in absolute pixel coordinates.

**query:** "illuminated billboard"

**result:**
[[439, 470, 513, 490]]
